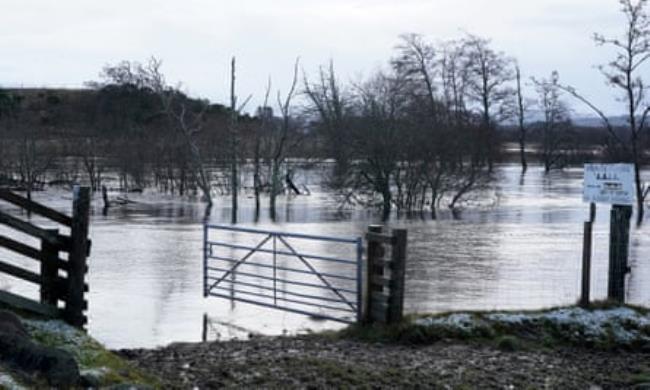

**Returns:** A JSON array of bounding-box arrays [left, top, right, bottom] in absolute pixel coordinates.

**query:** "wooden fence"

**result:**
[[365, 225, 407, 324], [0, 187, 91, 328]]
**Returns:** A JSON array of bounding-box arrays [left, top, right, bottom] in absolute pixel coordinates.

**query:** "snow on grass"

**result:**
[[421, 313, 478, 330], [21, 318, 159, 387], [416, 306, 650, 346], [23, 318, 89, 349], [0, 373, 26, 390]]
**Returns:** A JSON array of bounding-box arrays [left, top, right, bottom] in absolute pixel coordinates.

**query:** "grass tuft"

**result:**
[[496, 335, 521, 352]]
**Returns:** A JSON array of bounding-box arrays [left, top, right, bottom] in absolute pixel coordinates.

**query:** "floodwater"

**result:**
[[0, 163, 649, 349]]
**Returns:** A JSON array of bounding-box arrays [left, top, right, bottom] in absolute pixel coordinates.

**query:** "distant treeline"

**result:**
[[0, 83, 276, 196], [1, 26, 649, 220]]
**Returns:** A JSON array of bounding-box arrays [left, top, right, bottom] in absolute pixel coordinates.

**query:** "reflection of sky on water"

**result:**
[[0, 164, 648, 348]]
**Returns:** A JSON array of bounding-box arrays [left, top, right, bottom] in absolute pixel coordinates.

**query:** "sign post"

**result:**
[[582, 164, 634, 304]]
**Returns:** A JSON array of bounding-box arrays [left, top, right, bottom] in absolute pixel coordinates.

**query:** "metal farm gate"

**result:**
[[203, 224, 363, 323]]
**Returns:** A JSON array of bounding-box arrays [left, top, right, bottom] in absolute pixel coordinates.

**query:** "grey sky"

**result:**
[[0, 0, 634, 115]]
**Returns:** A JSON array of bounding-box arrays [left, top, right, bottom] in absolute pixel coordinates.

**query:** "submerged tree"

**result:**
[[92, 57, 214, 207], [253, 80, 272, 220], [533, 71, 574, 173], [303, 61, 352, 186], [269, 58, 301, 221], [302, 34, 497, 219], [17, 137, 52, 201], [354, 71, 409, 220], [80, 137, 104, 191], [463, 34, 514, 172], [227, 57, 252, 223], [514, 65, 529, 174], [303, 34, 498, 220]]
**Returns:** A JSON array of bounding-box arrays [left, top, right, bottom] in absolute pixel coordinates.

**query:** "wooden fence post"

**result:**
[[40, 229, 59, 307], [365, 225, 384, 323], [364, 225, 408, 325], [608, 205, 632, 303], [388, 229, 407, 323], [580, 221, 592, 307], [66, 186, 90, 328], [202, 313, 208, 342]]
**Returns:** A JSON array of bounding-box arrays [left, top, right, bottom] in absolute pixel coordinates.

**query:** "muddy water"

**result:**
[[0, 164, 648, 348]]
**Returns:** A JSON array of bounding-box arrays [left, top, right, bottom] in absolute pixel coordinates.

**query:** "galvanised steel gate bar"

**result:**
[[203, 224, 363, 323]]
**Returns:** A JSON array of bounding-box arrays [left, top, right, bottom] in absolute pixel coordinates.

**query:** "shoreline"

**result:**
[[118, 305, 650, 389], [2, 304, 649, 388]]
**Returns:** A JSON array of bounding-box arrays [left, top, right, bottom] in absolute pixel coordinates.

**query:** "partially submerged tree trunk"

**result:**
[[222, 57, 252, 223], [270, 58, 300, 221], [254, 79, 272, 221], [515, 66, 527, 174], [229, 57, 239, 224], [534, 71, 572, 174]]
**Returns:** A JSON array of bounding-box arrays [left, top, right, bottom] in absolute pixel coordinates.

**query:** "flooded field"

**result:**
[[1, 163, 649, 348]]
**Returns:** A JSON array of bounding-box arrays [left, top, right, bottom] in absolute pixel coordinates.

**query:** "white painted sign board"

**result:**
[[583, 164, 635, 205]]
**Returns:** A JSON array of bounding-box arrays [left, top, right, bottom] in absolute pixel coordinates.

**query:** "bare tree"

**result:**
[[80, 137, 104, 191], [317, 36, 496, 220], [16, 136, 53, 201], [353, 71, 409, 220], [269, 58, 301, 220], [91, 57, 215, 206], [253, 79, 272, 220], [533, 71, 573, 173], [303, 61, 351, 184], [560, 0, 650, 224], [463, 34, 514, 171], [514, 64, 529, 173], [229, 58, 239, 223], [392, 34, 439, 122], [440, 40, 470, 127], [222, 57, 253, 223], [146, 58, 214, 208], [161, 95, 213, 206]]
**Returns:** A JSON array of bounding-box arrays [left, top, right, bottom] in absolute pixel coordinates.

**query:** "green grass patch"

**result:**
[[495, 335, 522, 351], [26, 320, 161, 388]]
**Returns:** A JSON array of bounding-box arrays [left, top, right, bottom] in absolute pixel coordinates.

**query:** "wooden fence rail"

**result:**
[[0, 187, 91, 328]]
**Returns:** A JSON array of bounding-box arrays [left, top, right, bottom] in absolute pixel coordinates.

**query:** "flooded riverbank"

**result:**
[[0, 163, 648, 348]]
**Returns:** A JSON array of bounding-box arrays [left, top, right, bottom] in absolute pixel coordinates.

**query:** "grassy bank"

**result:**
[[0, 309, 160, 389], [4, 303, 650, 388], [122, 304, 650, 389], [340, 303, 650, 352]]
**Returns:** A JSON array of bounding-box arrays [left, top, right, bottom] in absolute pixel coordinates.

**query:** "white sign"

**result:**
[[583, 164, 635, 205]]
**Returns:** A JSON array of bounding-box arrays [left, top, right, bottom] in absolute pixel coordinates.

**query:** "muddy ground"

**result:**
[[119, 335, 650, 389]]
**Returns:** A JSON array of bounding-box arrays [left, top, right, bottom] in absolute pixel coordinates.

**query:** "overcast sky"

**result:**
[[0, 0, 635, 115]]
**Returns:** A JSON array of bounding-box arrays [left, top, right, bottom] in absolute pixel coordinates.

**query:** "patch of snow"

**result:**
[[492, 307, 650, 343], [484, 313, 530, 325], [80, 367, 110, 380], [416, 307, 650, 345], [23, 318, 89, 347], [0, 373, 27, 390], [417, 313, 479, 331]]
